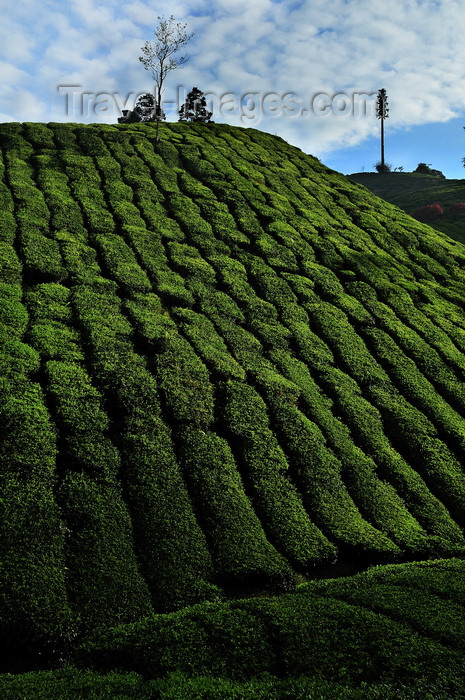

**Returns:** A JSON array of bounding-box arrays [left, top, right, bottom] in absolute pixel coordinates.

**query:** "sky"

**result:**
[[2, 0, 465, 179]]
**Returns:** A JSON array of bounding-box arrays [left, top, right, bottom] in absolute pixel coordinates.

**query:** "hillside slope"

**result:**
[[2, 121, 465, 664], [350, 172, 465, 244]]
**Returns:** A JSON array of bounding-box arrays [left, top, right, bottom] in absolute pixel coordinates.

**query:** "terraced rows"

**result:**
[[73, 558, 465, 697], [1, 121, 465, 657], [3, 558, 465, 696]]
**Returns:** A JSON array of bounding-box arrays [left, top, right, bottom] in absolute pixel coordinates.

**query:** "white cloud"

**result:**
[[0, 0, 465, 164]]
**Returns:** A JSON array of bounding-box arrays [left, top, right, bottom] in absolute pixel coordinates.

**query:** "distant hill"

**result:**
[[350, 171, 465, 244], [2, 121, 465, 695]]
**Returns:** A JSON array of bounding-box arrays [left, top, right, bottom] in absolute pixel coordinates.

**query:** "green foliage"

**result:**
[[28, 323, 84, 361], [0, 284, 28, 336], [120, 425, 220, 611], [45, 361, 109, 433], [0, 242, 22, 284], [77, 560, 465, 695], [267, 395, 398, 555], [0, 669, 458, 699], [172, 307, 245, 380], [3, 121, 465, 689], [19, 228, 66, 281], [175, 425, 293, 586], [155, 329, 215, 425], [220, 381, 337, 568], [94, 233, 152, 293], [58, 471, 153, 631], [0, 668, 157, 700], [169, 241, 216, 284], [0, 475, 72, 663], [0, 379, 57, 480]]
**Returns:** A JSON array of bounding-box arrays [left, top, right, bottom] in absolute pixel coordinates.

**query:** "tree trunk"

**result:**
[[155, 85, 162, 144], [380, 118, 385, 168]]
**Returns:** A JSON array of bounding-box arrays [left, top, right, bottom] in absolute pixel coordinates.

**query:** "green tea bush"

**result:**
[[168, 241, 216, 284], [0, 125, 33, 159], [220, 381, 337, 568], [120, 425, 219, 611], [78, 601, 273, 680], [154, 269, 194, 306], [323, 581, 465, 651], [198, 198, 249, 245], [364, 326, 465, 451], [45, 360, 110, 434], [357, 558, 465, 602], [274, 355, 436, 550], [19, 225, 66, 284], [71, 281, 218, 611], [213, 316, 264, 369], [0, 379, 57, 480], [70, 184, 115, 235], [142, 201, 185, 241], [35, 164, 87, 239], [290, 319, 335, 368], [305, 301, 389, 386], [267, 220, 312, 257], [241, 592, 461, 686], [58, 471, 153, 631], [282, 272, 320, 303], [0, 668, 157, 700], [4, 121, 465, 679], [253, 272, 297, 308], [155, 328, 215, 426], [28, 323, 84, 362], [58, 237, 101, 279], [122, 225, 168, 273], [175, 425, 292, 585], [7, 174, 49, 223], [51, 123, 78, 149], [24, 282, 73, 322], [382, 288, 465, 377], [328, 373, 463, 543], [231, 201, 264, 237], [0, 283, 28, 337], [0, 337, 40, 379], [24, 123, 55, 150], [94, 154, 122, 181], [248, 317, 291, 350], [94, 234, 152, 293], [0, 211, 16, 245], [75, 126, 111, 157], [112, 200, 146, 229], [123, 291, 162, 334], [254, 234, 299, 271], [190, 282, 245, 322], [77, 563, 465, 690], [178, 170, 216, 199], [133, 144, 179, 193], [268, 400, 397, 555], [0, 475, 72, 665], [172, 307, 245, 380], [71, 282, 132, 336]]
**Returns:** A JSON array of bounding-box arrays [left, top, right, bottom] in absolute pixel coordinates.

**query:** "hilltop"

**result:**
[[350, 171, 465, 244], [2, 121, 465, 696]]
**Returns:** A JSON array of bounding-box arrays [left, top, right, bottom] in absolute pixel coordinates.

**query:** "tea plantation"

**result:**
[[350, 171, 465, 245], [2, 120, 465, 696]]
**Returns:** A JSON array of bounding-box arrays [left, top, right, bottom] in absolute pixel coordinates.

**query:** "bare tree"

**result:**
[[139, 15, 194, 142]]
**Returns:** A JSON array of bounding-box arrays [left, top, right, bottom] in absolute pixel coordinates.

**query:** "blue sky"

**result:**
[[2, 0, 465, 178]]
